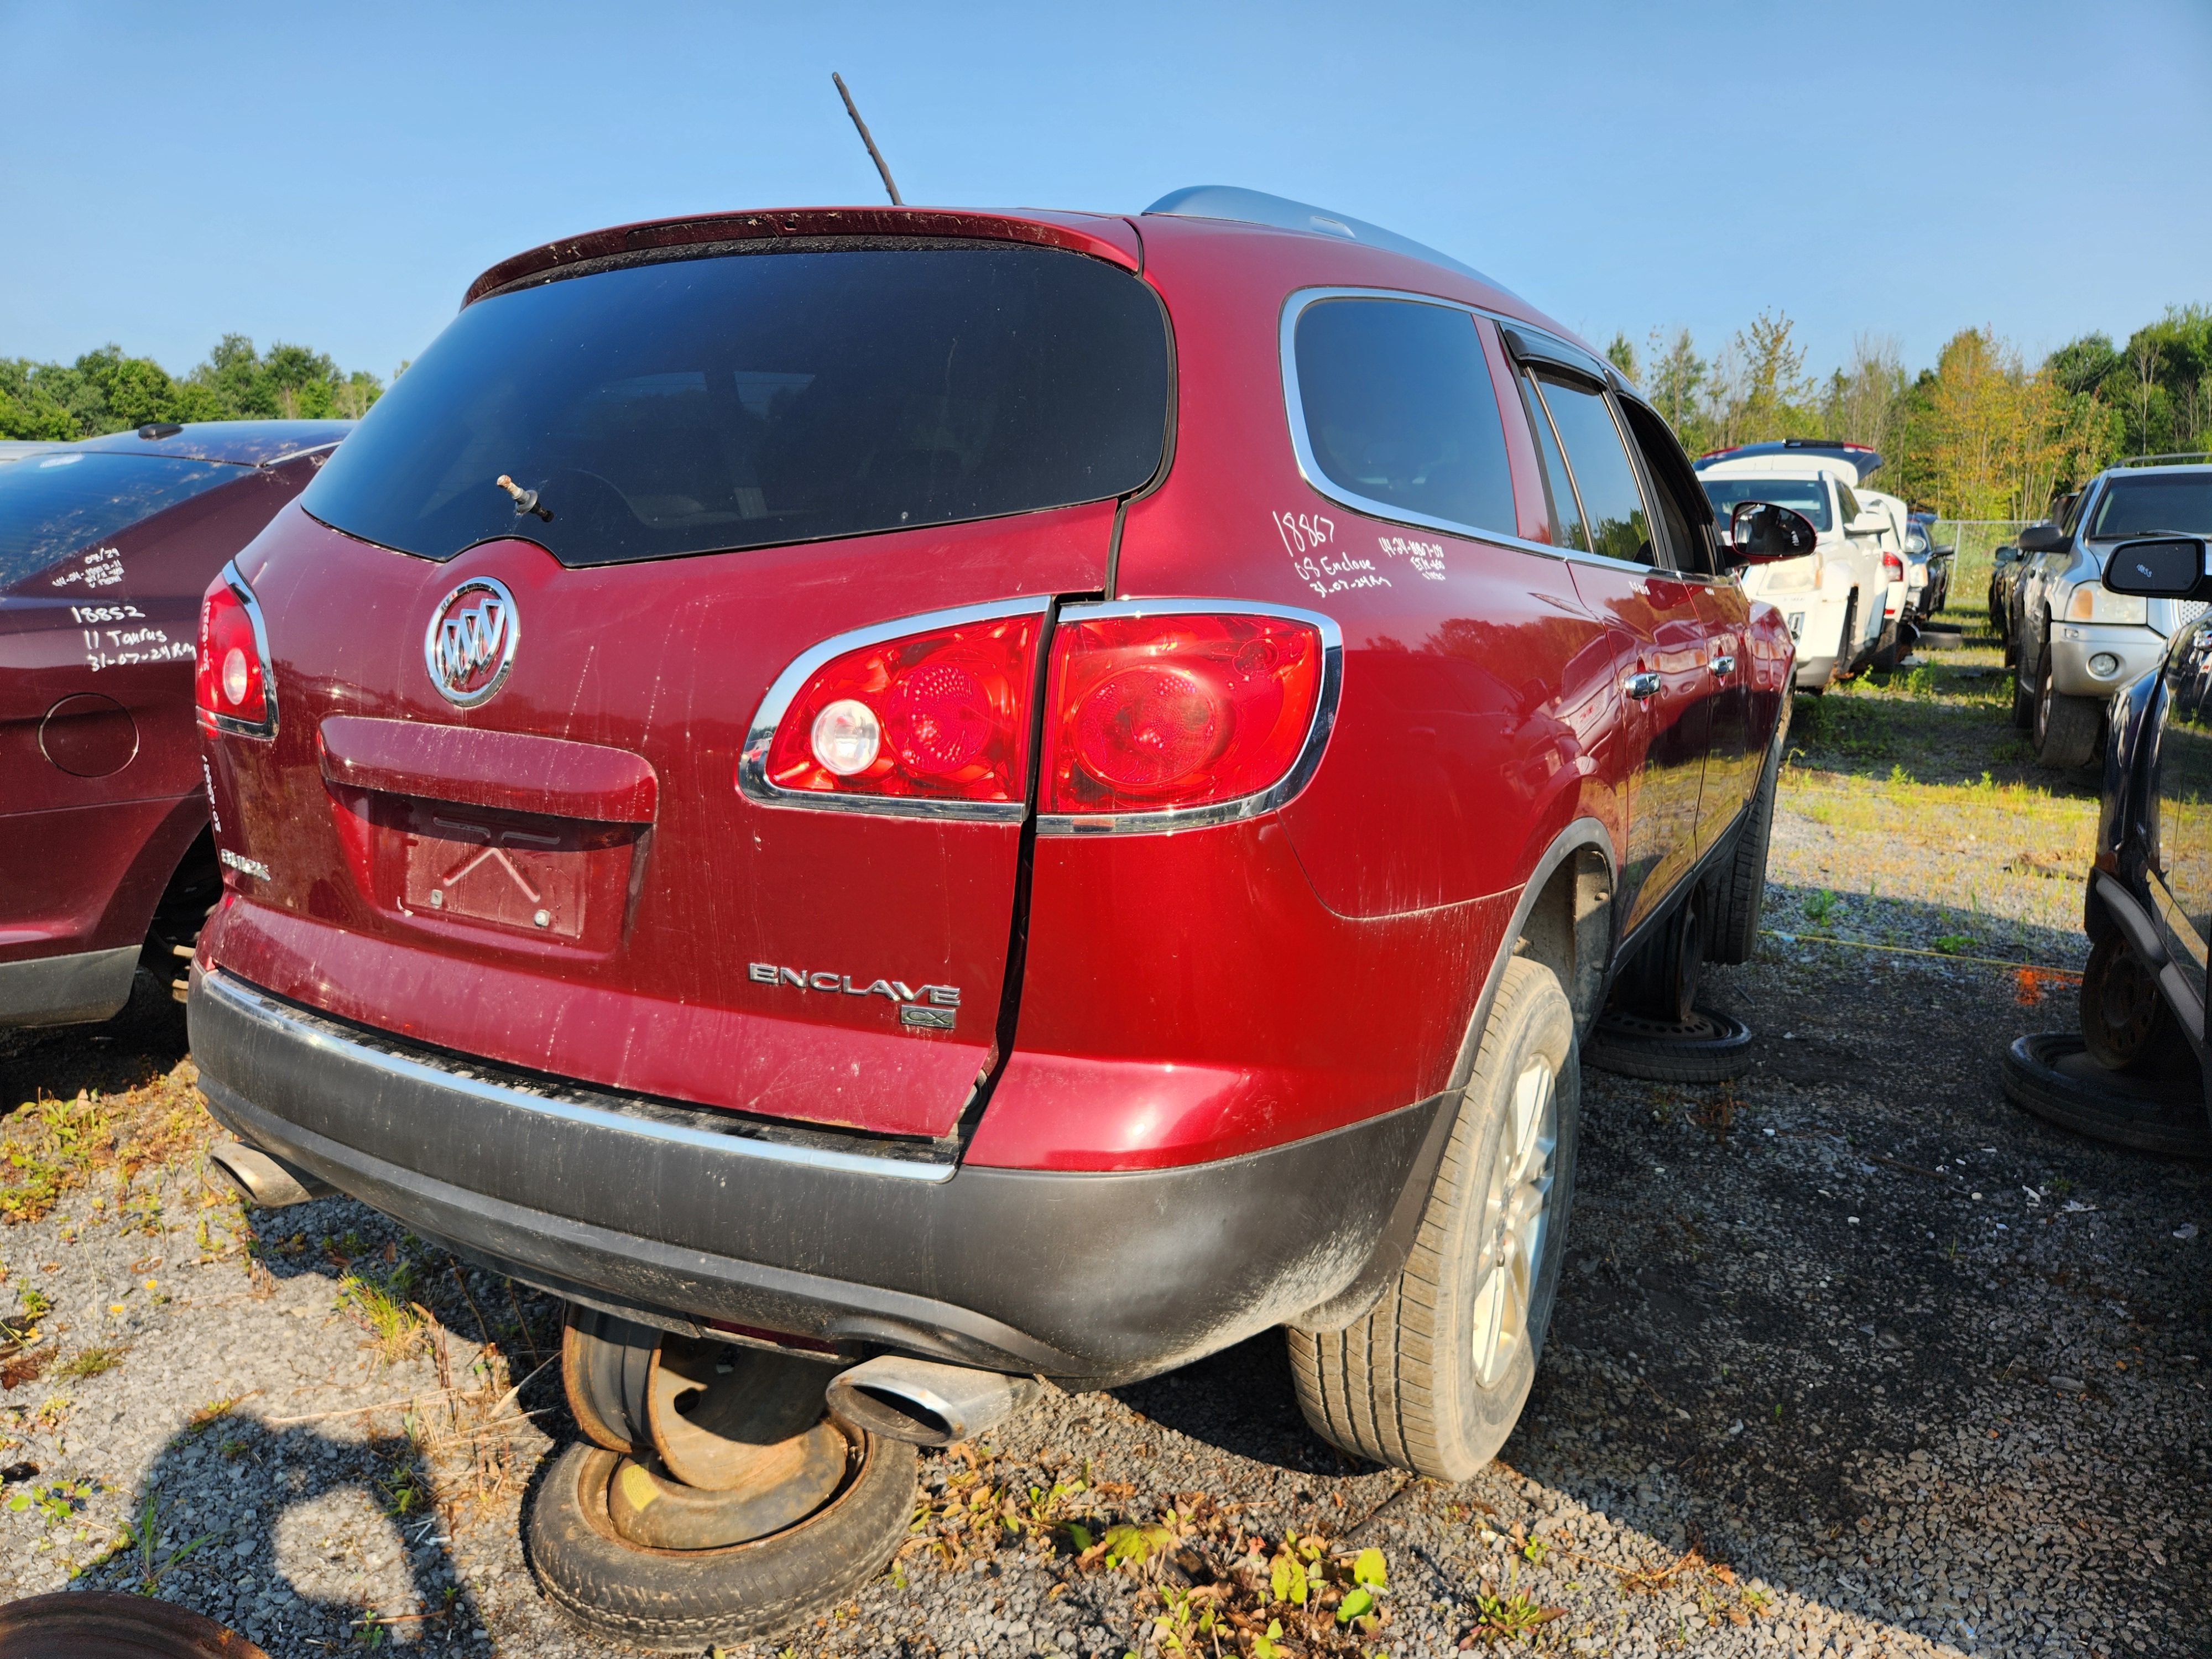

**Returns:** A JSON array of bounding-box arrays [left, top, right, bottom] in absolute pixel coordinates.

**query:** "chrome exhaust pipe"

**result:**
[[208, 1141, 335, 1208], [826, 1356, 1036, 1447]]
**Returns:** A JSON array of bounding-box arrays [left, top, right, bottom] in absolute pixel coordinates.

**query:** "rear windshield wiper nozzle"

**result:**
[[496, 474, 554, 523]]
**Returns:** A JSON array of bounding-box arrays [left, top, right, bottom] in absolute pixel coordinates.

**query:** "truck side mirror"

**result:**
[[1728, 502, 1819, 563], [2102, 536, 2209, 599]]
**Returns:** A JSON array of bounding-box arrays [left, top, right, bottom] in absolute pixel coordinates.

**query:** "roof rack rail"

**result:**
[[2119, 451, 2212, 468], [1142, 186, 1519, 299]]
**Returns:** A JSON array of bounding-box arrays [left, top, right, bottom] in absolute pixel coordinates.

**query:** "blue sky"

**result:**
[[4, 1, 2207, 389]]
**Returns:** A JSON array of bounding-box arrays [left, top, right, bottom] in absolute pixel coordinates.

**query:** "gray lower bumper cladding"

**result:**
[[0, 944, 141, 1029], [186, 967, 1441, 1384]]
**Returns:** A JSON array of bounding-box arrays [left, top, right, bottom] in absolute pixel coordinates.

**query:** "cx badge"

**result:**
[[425, 578, 519, 709]]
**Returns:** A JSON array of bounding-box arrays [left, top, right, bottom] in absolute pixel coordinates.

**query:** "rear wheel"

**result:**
[[2080, 931, 2195, 1079], [1870, 616, 1901, 673], [2033, 649, 2101, 768], [1707, 738, 1780, 966], [1286, 956, 1578, 1481]]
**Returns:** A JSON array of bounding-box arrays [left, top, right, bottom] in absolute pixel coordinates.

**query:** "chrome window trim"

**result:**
[[1279, 288, 1694, 583], [1279, 286, 1530, 550], [200, 968, 959, 1185], [207, 558, 279, 741], [737, 595, 1051, 823], [1035, 597, 1343, 837]]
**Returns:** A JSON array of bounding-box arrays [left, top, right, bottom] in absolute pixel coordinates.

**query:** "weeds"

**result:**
[[105, 1488, 219, 1593], [58, 1347, 122, 1380], [0, 1063, 215, 1227], [338, 1265, 425, 1368], [6, 1476, 93, 1524], [1804, 889, 1839, 924]]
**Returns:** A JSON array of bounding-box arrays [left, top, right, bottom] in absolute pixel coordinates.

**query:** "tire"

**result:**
[[1582, 1007, 1754, 1083], [2080, 931, 2195, 1079], [526, 1432, 917, 1651], [1999, 1032, 2211, 1157], [1707, 740, 1778, 966], [1286, 956, 1579, 1482], [2012, 632, 2038, 729], [1870, 616, 1901, 673], [2033, 649, 2100, 769]]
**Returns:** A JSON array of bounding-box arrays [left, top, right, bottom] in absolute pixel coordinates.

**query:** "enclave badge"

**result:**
[[425, 577, 519, 709]]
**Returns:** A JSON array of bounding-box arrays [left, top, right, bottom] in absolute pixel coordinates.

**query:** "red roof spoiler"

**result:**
[[463, 207, 1142, 306]]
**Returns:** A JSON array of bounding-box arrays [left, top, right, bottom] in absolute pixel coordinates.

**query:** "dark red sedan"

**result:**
[[0, 421, 348, 1031], [186, 190, 1790, 1645]]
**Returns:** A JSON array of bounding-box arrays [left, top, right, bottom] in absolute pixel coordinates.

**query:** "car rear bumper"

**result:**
[[187, 966, 1444, 1384], [2048, 624, 2164, 698]]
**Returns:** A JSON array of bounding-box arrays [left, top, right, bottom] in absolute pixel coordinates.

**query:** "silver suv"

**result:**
[[2012, 461, 2212, 766]]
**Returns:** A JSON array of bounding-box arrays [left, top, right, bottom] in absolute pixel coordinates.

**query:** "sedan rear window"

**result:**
[[1290, 298, 1516, 538], [0, 452, 239, 591], [2086, 473, 2212, 540], [1700, 476, 1833, 532], [300, 245, 1172, 567]]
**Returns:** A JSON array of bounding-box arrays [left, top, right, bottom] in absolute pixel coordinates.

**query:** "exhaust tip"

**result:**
[[826, 1356, 1035, 1447], [208, 1142, 334, 1209]]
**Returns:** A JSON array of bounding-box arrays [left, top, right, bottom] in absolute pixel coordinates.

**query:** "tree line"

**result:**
[[0, 337, 388, 440], [1608, 305, 2211, 521]]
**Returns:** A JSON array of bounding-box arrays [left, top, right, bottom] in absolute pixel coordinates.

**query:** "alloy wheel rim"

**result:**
[[1468, 1056, 1558, 1389]]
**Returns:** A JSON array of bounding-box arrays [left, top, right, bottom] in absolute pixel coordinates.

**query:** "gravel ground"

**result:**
[[2, 650, 2205, 1658]]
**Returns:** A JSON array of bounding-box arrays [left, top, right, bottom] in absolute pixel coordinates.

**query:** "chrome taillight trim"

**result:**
[[737, 595, 1052, 823], [202, 558, 279, 741], [1034, 597, 1344, 837]]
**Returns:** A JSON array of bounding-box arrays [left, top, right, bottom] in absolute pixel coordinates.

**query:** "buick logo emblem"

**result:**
[[424, 577, 519, 708]]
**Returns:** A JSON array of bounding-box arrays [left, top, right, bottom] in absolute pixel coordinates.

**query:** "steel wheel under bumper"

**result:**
[[1583, 1006, 1754, 1083]]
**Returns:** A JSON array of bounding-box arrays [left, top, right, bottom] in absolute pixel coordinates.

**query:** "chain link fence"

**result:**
[[1927, 519, 2038, 628]]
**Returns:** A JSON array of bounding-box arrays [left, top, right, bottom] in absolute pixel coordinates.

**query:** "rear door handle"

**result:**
[[1624, 671, 1662, 700], [1712, 655, 1737, 678]]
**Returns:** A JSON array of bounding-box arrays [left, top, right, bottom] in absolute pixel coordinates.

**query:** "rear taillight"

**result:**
[[738, 598, 1048, 820], [1039, 603, 1337, 825], [1882, 551, 1905, 582], [740, 598, 1340, 827], [195, 561, 275, 738]]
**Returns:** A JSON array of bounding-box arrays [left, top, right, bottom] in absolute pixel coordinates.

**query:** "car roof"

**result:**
[[459, 194, 1587, 351], [70, 420, 353, 466], [1142, 186, 1522, 300], [1695, 440, 1882, 483], [1694, 457, 1844, 484]]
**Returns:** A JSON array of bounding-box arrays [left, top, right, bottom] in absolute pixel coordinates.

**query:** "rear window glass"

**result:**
[[1533, 377, 1652, 565], [2086, 473, 2212, 540], [1700, 476, 1833, 532], [0, 452, 239, 590], [1291, 298, 1516, 537], [300, 246, 1172, 567]]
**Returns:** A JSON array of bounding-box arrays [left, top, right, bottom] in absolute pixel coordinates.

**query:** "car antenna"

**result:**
[[832, 72, 903, 206], [495, 474, 553, 523]]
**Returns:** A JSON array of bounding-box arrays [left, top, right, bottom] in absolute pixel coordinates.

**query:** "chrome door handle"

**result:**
[[1712, 654, 1737, 678], [1624, 671, 1661, 700]]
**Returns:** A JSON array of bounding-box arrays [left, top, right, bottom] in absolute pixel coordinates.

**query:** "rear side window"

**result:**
[[300, 246, 1172, 567], [1289, 298, 1516, 538], [1530, 375, 1653, 565], [0, 452, 239, 591]]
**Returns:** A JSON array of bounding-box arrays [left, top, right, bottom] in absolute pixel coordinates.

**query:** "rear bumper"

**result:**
[[187, 966, 1443, 1384]]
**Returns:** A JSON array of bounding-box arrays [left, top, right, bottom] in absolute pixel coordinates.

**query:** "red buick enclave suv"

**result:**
[[187, 189, 1790, 1642], [1, 421, 348, 1031]]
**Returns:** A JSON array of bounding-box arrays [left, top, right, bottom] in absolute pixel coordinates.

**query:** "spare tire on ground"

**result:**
[[1999, 1031, 2212, 1156], [1583, 1006, 1754, 1084]]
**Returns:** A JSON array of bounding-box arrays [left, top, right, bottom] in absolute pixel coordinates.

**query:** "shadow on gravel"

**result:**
[[71, 1418, 484, 1650]]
